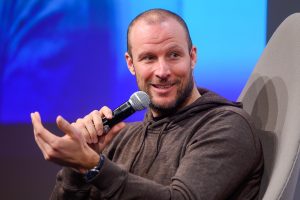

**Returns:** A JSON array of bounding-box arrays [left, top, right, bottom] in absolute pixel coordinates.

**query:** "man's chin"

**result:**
[[150, 98, 175, 109], [150, 99, 177, 114]]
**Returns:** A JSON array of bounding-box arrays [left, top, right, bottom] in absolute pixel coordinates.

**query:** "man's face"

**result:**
[[125, 18, 197, 116]]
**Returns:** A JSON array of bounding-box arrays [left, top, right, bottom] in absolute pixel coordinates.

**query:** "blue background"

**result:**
[[0, 0, 266, 123]]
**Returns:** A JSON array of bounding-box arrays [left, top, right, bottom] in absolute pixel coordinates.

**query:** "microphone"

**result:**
[[102, 91, 150, 132]]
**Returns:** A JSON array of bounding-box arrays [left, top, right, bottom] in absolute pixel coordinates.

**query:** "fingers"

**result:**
[[31, 112, 59, 159], [73, 107, 114, 145], [83, 114, 98, 143], [99, 106, 113, 119], [74, 114, 99, 144], [56, 115, 77, 138], [31, 112, 44, 134], [31, 112, 58, 144], [73, 119, 92, 143], [31, 112, 47, 155], [91, 110, 103, 134], [94, 106, 114, 137], [31, 112, 98, 170]]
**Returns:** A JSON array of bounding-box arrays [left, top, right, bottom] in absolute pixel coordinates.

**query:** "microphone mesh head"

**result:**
[[129, 91, 150, 111]]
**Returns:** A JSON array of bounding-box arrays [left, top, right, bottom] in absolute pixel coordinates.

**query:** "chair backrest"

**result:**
[[238, 13, 300, 200]]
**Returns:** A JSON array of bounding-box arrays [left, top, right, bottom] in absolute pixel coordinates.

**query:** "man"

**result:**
[[32, 8, 263, 199]]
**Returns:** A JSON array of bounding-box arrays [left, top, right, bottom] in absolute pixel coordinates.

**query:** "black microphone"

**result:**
[[102, 91, 150, 132]]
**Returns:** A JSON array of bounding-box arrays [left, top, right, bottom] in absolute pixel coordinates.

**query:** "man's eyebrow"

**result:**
[[167, 44, 183, 50], [137, 51, 154, 59], [165, 45, 186, 54]]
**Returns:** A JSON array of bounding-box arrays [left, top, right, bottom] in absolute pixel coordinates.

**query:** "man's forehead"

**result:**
[[132, 17, 177, 30], [134, 13, 168, 25], [130, 18, 183, 40]]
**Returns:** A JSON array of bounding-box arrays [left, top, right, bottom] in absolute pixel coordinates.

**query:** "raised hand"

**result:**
[[31, 112, 100, 171]]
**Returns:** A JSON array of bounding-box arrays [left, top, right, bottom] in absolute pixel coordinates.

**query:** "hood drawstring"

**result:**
[[145, 123, 168, 174], [129, 122, 150, 173]]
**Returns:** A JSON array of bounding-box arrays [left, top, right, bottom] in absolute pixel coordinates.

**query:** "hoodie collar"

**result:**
[[143, 87, 242, 128]]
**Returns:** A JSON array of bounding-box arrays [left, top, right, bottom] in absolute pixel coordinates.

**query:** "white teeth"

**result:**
[[156, 85, 171, 89]]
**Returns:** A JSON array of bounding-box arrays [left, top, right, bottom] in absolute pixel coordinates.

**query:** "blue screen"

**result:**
[[0, 0, 266, 123]]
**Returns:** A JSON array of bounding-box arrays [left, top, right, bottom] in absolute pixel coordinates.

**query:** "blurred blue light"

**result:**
[[0, 0, 266, 123]]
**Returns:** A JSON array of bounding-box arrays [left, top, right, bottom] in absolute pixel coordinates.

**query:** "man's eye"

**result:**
[[143, 55, 155, 61], [169, 52, 180, 59]]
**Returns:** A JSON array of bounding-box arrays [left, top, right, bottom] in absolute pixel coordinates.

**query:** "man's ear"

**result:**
[[190, 46, 197, 69], [125, 52, 135, 75]]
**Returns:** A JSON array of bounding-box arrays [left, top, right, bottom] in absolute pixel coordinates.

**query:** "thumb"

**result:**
[[106, 122, 126, 140], [110, 122, 126, 134], [56, 115, 76, 137]]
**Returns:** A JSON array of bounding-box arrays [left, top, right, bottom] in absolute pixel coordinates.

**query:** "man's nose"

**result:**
[[154, 59, 171, 79]]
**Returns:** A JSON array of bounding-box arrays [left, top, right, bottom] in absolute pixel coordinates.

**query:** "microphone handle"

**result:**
[[102, 101, 136, 130]]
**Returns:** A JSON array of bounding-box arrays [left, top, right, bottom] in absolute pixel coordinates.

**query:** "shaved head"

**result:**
[[127, 9, 193, 57]]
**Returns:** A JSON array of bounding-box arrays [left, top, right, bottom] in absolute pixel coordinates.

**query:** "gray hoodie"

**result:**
[[51, 88, 263, 200]]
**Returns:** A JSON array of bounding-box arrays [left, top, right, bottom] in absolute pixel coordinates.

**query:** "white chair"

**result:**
[[238, 13, 300, 200]]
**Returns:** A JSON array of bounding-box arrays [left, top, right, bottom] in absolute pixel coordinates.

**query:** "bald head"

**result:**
[[127, 9, 193, 57]]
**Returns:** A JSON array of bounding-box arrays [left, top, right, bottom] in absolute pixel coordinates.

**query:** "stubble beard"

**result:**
[[137, 70, 195, 117]]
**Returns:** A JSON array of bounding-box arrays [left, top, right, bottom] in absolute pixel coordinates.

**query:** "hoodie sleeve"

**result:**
[[50, 167, 93, 200]]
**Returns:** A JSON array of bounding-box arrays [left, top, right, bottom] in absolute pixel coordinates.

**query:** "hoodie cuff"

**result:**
[[59, 167, 91, 190], [90, 155, 127, 194]]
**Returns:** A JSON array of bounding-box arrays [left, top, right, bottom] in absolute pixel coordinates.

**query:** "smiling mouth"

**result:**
[[152, 83, 174, 89]]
